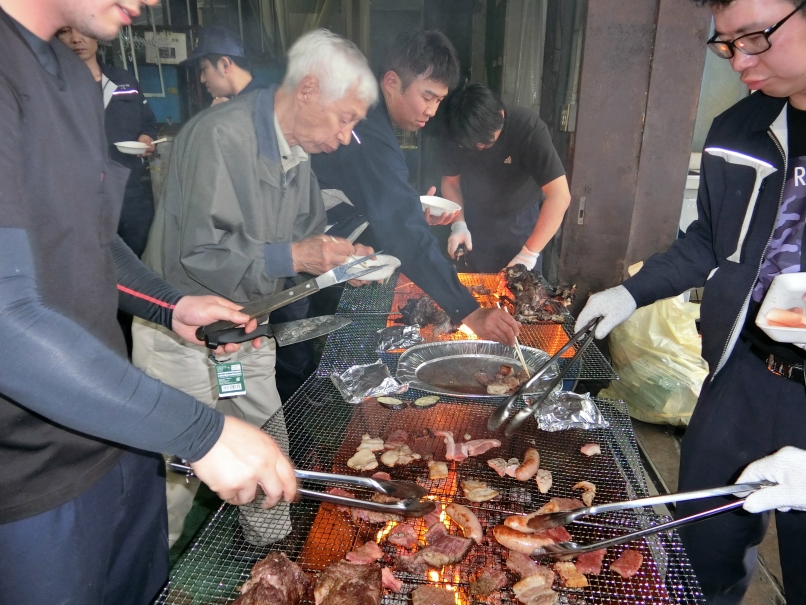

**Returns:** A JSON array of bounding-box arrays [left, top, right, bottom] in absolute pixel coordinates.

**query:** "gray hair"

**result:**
[[282, 29, 378, 107]]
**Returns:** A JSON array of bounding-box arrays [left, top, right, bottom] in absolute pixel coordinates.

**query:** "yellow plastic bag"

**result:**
[[599, 296, 708, 426]]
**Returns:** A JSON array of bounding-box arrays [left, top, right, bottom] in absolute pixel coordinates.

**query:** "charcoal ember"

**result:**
[[314, 560, 382, 605], [470, 567, 508, 596], [397, 296, 457, 334], [234, 552, 313, 605], [503, 264, 575, 324]]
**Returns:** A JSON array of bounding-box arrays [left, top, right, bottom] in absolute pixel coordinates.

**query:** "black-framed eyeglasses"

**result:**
[[707, 0, 806, 59]]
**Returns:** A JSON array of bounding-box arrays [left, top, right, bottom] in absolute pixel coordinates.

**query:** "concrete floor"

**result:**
[[631, 420, 786, 605]]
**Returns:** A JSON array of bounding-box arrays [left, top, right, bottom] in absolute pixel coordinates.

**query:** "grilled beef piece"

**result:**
[[504, 264, 574, 324], [470, 567, 509, 596], [411, 585, 457, 605], [314, 560, 381, 605], [397, 297, 457, 334], [575, 549, 606, 575], [387, 523, 418, 548], [234, 552, 313, 605], [610, 548, 643, 578]]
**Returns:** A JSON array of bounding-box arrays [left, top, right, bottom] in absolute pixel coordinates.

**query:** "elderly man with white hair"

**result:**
[[132, 28, 378, 547]]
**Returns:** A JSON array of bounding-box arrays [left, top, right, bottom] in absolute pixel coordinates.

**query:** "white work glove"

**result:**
[[574, 285, 637, 339], [507, 246, 540, 270], [447, 221, 473, 259], [736, 446, 806, 513]]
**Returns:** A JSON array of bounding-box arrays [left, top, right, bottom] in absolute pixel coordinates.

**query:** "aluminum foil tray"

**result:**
[[395, 340, 561, 397]]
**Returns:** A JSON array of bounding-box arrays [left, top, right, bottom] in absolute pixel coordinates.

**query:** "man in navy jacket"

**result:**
[[576, 0, 806, 602]]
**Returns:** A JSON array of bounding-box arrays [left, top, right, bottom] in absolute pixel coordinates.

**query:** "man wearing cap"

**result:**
[[182, 25, 262, 105], [133, 28, 378, 547]]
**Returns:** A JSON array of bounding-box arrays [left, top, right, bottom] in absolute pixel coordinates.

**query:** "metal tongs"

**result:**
[[488, 317, 601, 435], [196, 252, 385, 344], [166, 460, 435, 518], [526, 480, 775, 558]]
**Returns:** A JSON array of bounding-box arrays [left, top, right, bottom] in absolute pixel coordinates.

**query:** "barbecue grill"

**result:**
[[156, 272, 704, 605]]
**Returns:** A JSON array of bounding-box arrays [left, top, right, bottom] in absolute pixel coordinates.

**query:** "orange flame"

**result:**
[[457, 324, 478, 339], [376, 520, 397, 543]]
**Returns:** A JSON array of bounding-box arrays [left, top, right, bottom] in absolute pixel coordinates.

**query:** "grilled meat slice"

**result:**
[[423, 522, 448, 545], [469, 567, 508, 597], [387, 523, 418, 548], [512, 569, 558, 605], [417, 534, 474, 567], [345, 541, 384, 565], [380, 567, 402, 592], [411, 585, 456, 605], [610, 549, 643, 578], [554, 561, 588, 588], [235, 552, 313, 605], [575, 549, 606, 575], [314, 560, 381, 605], [506, 551, 547, 579], [504, 264, 574, 324]]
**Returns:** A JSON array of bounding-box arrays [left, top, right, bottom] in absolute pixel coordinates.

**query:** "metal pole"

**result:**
[[118, 30, 128, 70], [259, 0, 265, 53], [237, 0, 244, 41], [165, 0, 172, 26], [186, 0, 192, 25], [128, 25, 139, 81], [145, 6, 166, 97]]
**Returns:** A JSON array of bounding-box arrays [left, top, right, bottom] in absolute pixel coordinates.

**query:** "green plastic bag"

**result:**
[[599, 296, 708, 426]]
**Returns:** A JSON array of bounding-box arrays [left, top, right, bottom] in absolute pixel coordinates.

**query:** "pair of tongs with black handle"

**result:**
[[488, 317, 601, 436], [166, 459, 434, 518], [525, 480, 775, 557]]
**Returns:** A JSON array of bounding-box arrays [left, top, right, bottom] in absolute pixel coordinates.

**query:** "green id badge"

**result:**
[[215, 361, 246, 398]]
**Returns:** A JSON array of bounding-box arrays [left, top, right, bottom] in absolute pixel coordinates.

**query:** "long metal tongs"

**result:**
[[526, 481, 775, 531], [166, 460, 435, 518], [487, 317, 601, 435]]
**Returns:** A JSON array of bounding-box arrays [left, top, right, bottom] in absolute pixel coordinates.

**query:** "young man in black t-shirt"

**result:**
[[438, 83, 571, 273]]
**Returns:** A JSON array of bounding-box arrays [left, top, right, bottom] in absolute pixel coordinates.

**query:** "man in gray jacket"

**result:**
[[133, 29, 378, 546]]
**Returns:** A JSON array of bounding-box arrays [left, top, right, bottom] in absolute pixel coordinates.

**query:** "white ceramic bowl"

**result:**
[[755, 273, 806, 343], [114, 141, 149, 155], [420, 195, 461, 216], [346, 254, 401, 281]]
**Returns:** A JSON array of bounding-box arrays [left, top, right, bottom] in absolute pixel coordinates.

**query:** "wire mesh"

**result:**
[[319, 272, 616, 380], [157, 379, 704, 605]]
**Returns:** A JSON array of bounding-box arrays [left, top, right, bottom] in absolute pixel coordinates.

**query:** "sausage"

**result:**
[[514, 448, 540, 481], [503, 511, 541, 534], [767, 307, 806, 327], [446, 502, 483, 543], [492, 525, 554, 555]]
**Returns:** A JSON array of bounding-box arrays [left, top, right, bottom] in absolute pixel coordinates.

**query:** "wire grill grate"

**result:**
[[320, 272, 616, 380], [157, 377, 704, 605]]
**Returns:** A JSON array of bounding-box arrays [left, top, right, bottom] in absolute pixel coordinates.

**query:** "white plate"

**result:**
[[420, 195, 461, 216], [114, 141, 149, 155], [346, 254, 401, 281], [755, 273, 806, 343]]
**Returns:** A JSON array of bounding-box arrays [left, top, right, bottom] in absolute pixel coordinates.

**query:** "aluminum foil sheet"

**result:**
[[330, 360, 408, 404], [528, 390, 611, 431], [396, 340, 562, 398], [376, 324, 423, 352]]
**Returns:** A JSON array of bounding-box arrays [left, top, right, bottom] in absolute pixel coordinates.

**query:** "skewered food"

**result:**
[[573, 481, 596, 507], [387, 523, 418, 548], [535, 469, 553, 493], [314, 560, 381, 605], [397, 296, 457, 336], [234, 552, 314, 605], [610, 549, 643, 578], [461, 479, 499, 502], [427, 460, 449, 480], [413, 395, 440, 408], [574, 549, 606, 575], [347, 448, 378, 471], [411, 586, 456, 605], [377, 396, 406, 410], [470, 567, 508, 597], [504, 264, 575, 323], [554, 561, 589, 588], [380, 567, 402, 592], [357, 434, 385, 452], [580, 443, 601, 456], [445, 502, 483, 543], [345, 541, 384, 564], [511, 566, 558, 605], [514, 448, 540, 481]]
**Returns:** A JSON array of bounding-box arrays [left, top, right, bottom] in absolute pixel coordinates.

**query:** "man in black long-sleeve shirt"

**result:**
[[0, 1, 296, 604], [312, 30, 520, 345]]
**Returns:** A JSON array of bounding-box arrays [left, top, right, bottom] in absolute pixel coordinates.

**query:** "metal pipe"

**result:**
[[237, 0, 244, 41], [186, 0, 192, 25], [118, 29, 128, 70], [127, 26, 139, 81], [144, 6, 166, 98], [259, 0, 265, 53], [165, 0, 172, 26]]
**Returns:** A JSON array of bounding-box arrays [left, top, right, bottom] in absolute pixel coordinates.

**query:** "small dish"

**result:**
[[755, 273, 806, 343], [346, 254, 400, 281], [114, 141, 149, 155], [420, 195, 461, 216]]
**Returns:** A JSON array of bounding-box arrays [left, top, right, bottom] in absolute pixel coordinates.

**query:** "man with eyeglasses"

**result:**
[[574, 0, 806, 602]]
